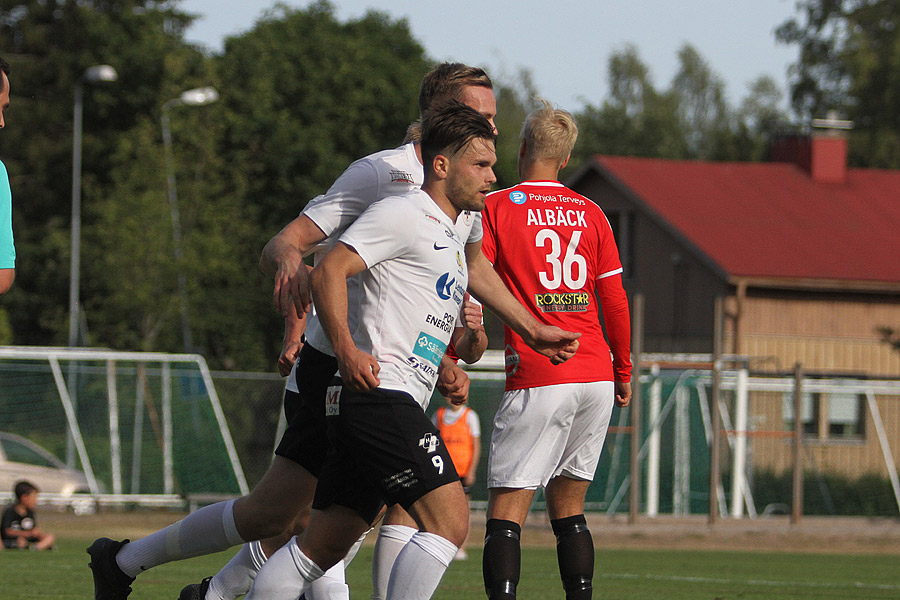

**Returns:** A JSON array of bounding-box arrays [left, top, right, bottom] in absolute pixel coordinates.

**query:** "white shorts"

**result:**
[[487, 381, 615, 490]]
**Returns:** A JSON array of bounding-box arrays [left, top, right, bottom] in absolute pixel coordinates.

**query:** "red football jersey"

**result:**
[[481, 180, 631, 390]]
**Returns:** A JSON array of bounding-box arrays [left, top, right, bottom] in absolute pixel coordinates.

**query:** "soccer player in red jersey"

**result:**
[[480, 99, 633, 600]]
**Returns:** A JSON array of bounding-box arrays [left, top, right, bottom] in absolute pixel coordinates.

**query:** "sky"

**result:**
[[179, 0, 800, 114]]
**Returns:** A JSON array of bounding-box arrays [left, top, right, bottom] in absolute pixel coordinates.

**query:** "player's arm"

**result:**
[[278, 305, 307, 377], [309, 242, 380, 391], [465, 242, 580, 364], [260, 215, 327, 319], [437, 355, 470, 405], [597, 273, 633, 407], [465, 433, 481, 487], [452, 293, 487, 364]]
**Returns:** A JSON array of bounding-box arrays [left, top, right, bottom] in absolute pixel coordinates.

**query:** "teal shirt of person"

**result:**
[[0, 159, 13, 269]]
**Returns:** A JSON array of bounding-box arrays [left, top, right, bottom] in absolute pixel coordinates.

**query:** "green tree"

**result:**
[[738, 75, 789, 160], [214, 1, 431, 367], [0, 0, 204, 348], [777, 0, 900, 167], [573, 45, 687, 164], [670, 44, 731, 159]]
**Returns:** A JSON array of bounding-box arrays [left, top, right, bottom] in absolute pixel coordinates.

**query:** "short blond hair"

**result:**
[[520, 98, 577, 168]]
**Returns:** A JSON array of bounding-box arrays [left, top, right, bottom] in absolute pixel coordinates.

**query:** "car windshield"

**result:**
[[0, 437, 59, 469]]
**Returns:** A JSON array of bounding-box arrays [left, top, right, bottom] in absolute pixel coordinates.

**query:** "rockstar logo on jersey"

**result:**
[[535, 291, 591, 312], [418, 432, 441, 453]]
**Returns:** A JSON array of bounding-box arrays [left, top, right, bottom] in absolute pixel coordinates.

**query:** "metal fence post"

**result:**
[[629, 293, 644, 524], [709, 296, 724, 525], [792, 363, 804, 525]]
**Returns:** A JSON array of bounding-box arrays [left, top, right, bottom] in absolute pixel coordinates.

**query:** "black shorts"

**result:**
[[273, 344, 338, 477], [312, 381, 460, 524]]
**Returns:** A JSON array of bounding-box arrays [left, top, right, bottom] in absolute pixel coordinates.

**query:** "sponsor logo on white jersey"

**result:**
[[390, 169, 415, 184], [418, 432, 441, 453], [325, 385, 341, 416], [436, 273, 455, 300]]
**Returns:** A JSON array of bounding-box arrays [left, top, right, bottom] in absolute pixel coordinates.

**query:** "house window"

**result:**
[[827, 392, 866, 439], [783, 391, 818, 436], [782, 391, 865, 441], [607, 211, 634, 279]]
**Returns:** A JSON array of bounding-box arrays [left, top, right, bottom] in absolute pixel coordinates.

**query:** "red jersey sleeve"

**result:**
[[597, 273, 631, 381]]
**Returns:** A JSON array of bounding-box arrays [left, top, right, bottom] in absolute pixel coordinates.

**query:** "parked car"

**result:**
[[0, 431, 94, 513]]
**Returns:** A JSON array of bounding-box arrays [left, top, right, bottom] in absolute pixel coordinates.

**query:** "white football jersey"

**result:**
[[300, 142, 482, 357], [339, 188, 479, 407], [302, 143, 423, 355]]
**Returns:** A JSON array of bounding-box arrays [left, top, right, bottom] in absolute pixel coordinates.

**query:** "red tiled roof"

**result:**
[[592, 155, 900, 284]]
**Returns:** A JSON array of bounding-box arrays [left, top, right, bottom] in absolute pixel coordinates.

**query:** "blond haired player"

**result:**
[[480, 100, 632, 600]]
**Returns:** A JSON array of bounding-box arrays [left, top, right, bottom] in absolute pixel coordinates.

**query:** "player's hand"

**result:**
[[525, 325, 581, 365], [462, 472, 476, 487], [278, 340, 303, 377], [460, 293, 484, 334], [337, 348, 380, 392], [615, 381, 632, 407], [437, 361, 470, 405], [274, 251, 312, 319]]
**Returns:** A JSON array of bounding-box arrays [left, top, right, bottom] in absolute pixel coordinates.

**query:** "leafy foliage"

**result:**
[[776, 0, 900, 167], [5, 0, 898, 369]]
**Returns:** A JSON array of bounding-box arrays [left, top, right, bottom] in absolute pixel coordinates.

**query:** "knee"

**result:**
[[444, 518, 468, 548], [234, 496, 295, 540]]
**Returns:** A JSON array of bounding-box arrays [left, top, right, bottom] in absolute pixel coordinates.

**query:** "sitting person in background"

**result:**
[[2, 480, 56, 550]]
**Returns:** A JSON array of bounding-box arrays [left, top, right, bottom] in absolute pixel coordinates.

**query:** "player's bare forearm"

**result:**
[[453, 293, 487, 363], [309, 243, 378, 390], [615, 381, 632, 407], [437, 356, 470, 404], [278, 310, 307, 376], [466, 247, 580, 362], [261, 215, 327, 318]]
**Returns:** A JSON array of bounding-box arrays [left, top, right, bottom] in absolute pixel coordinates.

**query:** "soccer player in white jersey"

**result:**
[[479, 100, 632, 600], [87, 64, 494, 600], [243, 102, 580, 600]]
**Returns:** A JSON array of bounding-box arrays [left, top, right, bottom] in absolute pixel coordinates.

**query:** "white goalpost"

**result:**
[[0, 346, 249, 509]]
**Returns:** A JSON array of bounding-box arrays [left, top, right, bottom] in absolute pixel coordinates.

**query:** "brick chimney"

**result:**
[[770, 111, 852, 184]]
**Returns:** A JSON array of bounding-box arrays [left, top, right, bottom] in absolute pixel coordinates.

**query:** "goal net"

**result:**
[[0, 346, 249, 510]]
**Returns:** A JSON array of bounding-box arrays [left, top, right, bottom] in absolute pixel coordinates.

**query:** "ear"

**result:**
[[432, 153, 451, 180], [560, 153, 570, 170], [519, 139, 527, 159]]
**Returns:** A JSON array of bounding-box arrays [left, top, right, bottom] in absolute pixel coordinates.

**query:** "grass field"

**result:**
[[2, 511, 899, 599]]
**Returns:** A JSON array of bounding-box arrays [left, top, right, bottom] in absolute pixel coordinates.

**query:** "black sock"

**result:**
[[551, 514, 594, 600], [483, 518, 521, 599]]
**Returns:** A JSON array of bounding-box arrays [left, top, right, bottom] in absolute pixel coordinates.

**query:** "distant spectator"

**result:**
[[2, 480, 55, 550], [432, 395, 481, 560]]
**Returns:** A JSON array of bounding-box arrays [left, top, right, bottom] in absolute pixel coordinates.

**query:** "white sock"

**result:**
[[205, 540, 267, 600], [386, 532, 457, 600], [344, 527, 372, 567], [371, 525, 416, 600], [308, 560, 349, 600], [116, 499, 244, 578], [245, 536, 322, 600]]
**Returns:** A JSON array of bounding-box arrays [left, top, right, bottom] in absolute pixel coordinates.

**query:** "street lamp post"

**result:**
[[66, 64, 116, 468], [160, 87, 219, 353], [69, 64, 118, 349]]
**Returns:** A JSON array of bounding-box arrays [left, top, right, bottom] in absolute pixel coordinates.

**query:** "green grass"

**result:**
[[3, 527, 899, 599]]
